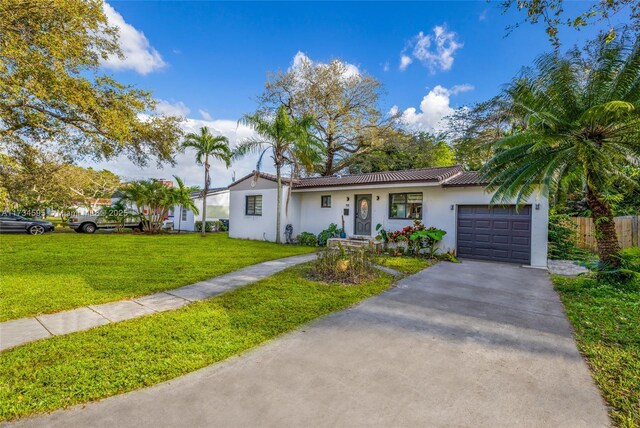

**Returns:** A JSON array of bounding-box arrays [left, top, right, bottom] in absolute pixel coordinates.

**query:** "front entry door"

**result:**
[[354, 194, 372, 236]]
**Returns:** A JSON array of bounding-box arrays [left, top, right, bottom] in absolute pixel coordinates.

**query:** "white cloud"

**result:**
[[383, 62, 390, 72], [291, 51, 360, 78], [399, 55, 413, 71], [401, 25, 463, 73], [199, 110, 213, 121], [101, 2, 166, 75], [155, 100, 190, 117], [394, 84, 473, 133], [79, 105, 262, 188], [479, 9, 488, 21]]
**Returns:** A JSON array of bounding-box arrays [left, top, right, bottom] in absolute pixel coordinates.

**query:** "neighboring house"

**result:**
[[228, 165, 549, 267], [174, 188, 230, 232]]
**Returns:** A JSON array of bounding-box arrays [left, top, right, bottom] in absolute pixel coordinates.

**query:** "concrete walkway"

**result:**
[[0, 253, 316, 351], [10, 260, 610, 427]]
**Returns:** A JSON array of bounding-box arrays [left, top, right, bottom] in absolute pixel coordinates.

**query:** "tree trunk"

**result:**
[[323, 139, 334, 176], [275, 163, 282, 244], [586, 188, 621, 267], [201, 159, 209, 237]]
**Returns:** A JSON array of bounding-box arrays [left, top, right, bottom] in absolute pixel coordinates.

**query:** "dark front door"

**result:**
[[354, 194, 372, 236], [457, 205, 532, 264]]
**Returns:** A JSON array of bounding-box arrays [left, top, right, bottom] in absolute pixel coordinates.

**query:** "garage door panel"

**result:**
[[512, 221, 531, 230], [458, 219, 474, 228], [511, 236, 530, 245], [474, 220, 490, 229], [457, 205, 531, 264], [493, 235, 509, 244]]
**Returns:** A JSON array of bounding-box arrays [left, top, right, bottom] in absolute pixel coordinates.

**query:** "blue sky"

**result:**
[[93, 1, 614, 187]]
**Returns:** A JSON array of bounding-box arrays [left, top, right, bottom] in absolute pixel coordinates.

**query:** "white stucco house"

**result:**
[[228, 165, 549, 267], [173, 188, 229, 232]]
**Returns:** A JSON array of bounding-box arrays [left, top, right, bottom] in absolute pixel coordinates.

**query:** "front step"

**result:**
[[327, 238, 383, 251]]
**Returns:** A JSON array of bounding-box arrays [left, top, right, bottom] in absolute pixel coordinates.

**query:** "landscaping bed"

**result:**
[[0, 233, 315, 321], [0, 263, 395, 421]]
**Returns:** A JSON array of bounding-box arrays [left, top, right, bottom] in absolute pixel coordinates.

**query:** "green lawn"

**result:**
[[0, 264, 395, 421], [553, 275, 640, 428], [376, 255, 434, 274], [0, 233, 314, 321]]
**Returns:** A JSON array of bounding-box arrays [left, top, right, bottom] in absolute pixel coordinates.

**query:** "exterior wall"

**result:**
[[173, 191, 229, 232], [227, 179, 549, 267], [294, 185, 548, 267], [228, 177, 301, 242]]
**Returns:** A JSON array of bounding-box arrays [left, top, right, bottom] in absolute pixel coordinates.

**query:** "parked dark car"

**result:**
[[0, 213, 55, 235]]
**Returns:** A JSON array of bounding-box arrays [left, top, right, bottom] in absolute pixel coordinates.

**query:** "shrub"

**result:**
[[583, 247, 640, 288], [194, 221, 215, 232], [548, 211, 592, 260], [318, 223, 343, 246], [297, 232, 318, 247], [213, 220, 228, 232], [382, 220, 446, 257], [310, 245, 376, 284], [619, 247, 640, 273], [409, 227, 446, 257]]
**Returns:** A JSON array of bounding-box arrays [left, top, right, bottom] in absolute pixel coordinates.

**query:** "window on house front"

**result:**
[[181, 208, 188, 222], [245, 195, 262, 216], [321, 195, 331, 208], [389, 193, 423, 219]]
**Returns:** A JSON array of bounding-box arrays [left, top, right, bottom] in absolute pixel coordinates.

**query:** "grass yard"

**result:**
[[376, 255, 434, 274], [0, 264, 395, 421], [553, 275, 640, 428], [0, 233, 314, 321]]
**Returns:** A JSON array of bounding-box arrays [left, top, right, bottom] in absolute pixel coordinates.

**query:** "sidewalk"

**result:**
[[0, 253, 316, 351]]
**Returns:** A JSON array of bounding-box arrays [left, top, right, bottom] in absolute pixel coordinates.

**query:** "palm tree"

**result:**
[[172, 175, 199, 232], [482, 37, 640, 267], [120, 177, 199, 234], [182, 127, 232, 237], [234, 106, 317, 243]]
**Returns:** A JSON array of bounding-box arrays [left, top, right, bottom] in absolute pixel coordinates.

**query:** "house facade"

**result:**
[[228, 166, 549, 268], [173, 188, 229, 232]]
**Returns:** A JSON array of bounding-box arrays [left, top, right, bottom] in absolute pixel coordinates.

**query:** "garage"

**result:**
[[456, 205, 532, 264]]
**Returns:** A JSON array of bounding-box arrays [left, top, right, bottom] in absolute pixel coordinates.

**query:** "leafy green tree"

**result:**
[[348, 132, 455, 173], [0, 143, 72, 214], [181, 127, 232, 237], [482, 38, 640, 267], [235, 106, 317, 243], [57, 166, 121, 213], [501, 0, 638, 47], [259, 57, 398, 175], [0, 0, 183, 165], [447, 97, 521, 170]]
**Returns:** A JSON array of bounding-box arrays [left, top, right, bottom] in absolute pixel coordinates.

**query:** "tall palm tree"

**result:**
[[482, 37, 640, 267], [234, 106, 317, 243], [182, 127, 232, 237]]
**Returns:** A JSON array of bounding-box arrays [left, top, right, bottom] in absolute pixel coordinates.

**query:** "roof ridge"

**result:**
[[298, 164, 462, 181]]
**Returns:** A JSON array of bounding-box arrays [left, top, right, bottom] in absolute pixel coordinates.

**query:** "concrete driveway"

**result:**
[[11, 260, 610, 428]]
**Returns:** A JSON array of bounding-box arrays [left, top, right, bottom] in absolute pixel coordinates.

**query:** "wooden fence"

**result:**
[[569, 216, 639, 251]]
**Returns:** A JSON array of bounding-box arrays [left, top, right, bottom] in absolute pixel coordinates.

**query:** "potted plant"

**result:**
[[340, 216, 347, 238]]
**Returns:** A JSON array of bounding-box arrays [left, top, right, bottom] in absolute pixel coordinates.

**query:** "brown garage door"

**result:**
[[456, 205, 531, 264]]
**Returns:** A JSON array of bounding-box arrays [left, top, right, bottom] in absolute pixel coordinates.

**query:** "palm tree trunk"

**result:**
[[275, 163, 282, 244], [201, 158, 208, 237], [586, 188, 621, 267]]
